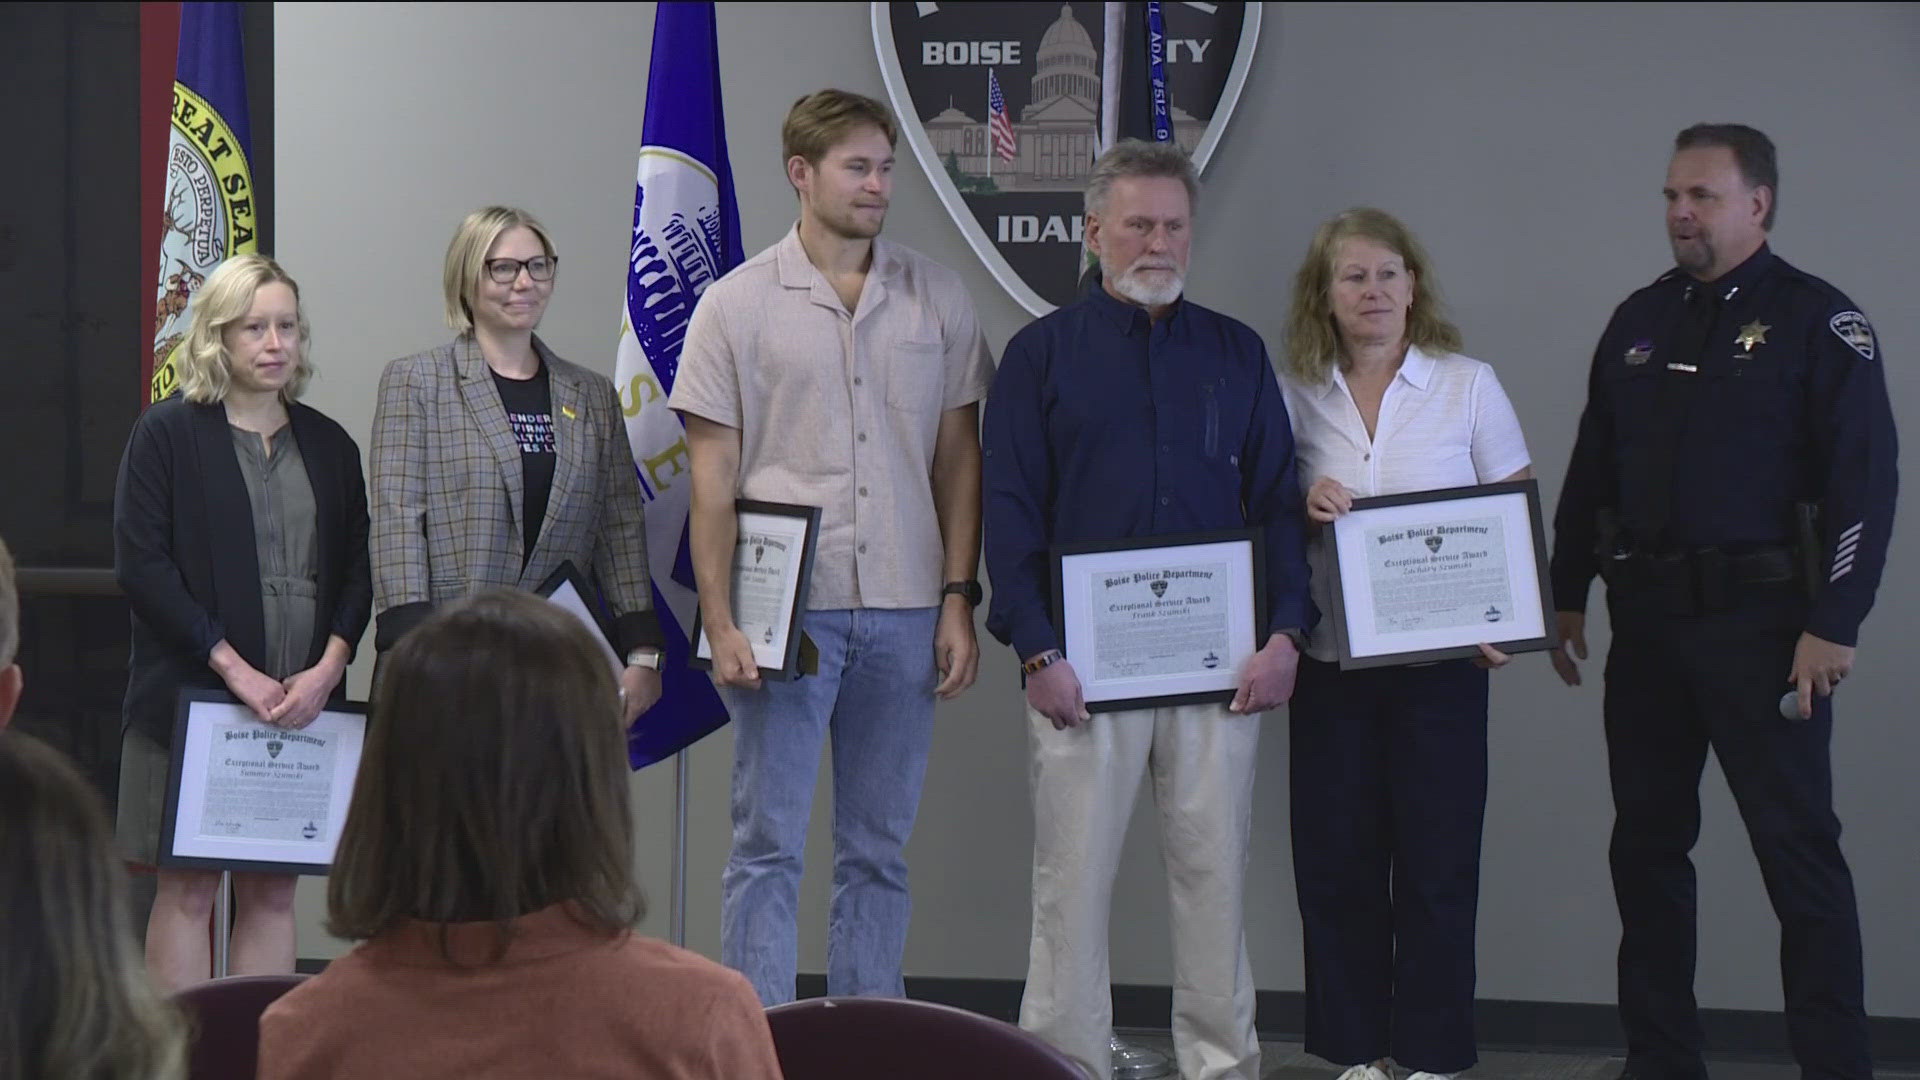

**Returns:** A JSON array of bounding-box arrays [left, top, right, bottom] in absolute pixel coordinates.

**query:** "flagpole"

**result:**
[[671, 749, 690, 947], [213, 873, 231, 977], [621, 0, 741, 951], [1101, 2, 1124, 155]]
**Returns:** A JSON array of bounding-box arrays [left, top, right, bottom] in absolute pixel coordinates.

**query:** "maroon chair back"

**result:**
[[173, 973, 308, 1080], [764, 996, 1087, 1080]]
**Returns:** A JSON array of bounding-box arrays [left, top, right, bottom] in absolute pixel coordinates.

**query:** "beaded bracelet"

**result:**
[[1020, 649, 1064, 676]]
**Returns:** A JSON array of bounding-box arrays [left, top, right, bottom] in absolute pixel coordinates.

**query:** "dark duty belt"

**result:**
[[1603, 545, 1798, 615]]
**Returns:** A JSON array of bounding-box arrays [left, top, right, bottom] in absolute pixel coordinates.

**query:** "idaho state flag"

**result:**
[[613, 1, 743, 769], [149, 2, 256, 403]]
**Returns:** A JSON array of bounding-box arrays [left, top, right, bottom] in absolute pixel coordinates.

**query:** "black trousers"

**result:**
[[1290, 656, 1489, 1075], [1603, 586, 1869, 1080]]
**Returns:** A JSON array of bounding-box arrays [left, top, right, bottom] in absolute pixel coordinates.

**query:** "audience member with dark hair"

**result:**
[[0, 730, 188, 1080], [258, 589, 783, 1080], [0, 535, 20, 728]]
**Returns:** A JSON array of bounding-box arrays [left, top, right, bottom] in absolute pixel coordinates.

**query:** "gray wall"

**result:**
[[276, 2, 1920, 1016]]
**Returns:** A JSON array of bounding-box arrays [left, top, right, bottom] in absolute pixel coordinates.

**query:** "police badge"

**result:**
[[873, 2, 1260, 314]]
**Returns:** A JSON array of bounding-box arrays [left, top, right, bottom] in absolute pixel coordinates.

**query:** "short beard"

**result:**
[[815, 200, 884, 241], [1670, 234, 1714, 276], [1103, 257, 1185, 308]]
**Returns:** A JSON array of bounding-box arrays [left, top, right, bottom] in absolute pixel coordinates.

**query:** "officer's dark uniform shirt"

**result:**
[[982, 286, 1313, 662], [1551, 244, 1898, 646]]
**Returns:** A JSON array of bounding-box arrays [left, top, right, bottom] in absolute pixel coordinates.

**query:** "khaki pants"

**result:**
[[1019, 701, 1262, 1080]]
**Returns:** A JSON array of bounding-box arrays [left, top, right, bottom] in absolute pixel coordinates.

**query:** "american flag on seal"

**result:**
[[987, 67, 1017, 163]]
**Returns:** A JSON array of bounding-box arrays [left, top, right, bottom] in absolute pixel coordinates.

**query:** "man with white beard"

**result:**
[[981, 139, 1312, 1080]]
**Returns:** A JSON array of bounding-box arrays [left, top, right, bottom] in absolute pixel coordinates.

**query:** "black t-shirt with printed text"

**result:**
[[492, 365, 555, 567]]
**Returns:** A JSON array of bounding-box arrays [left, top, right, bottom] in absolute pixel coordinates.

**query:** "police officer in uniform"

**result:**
[[1550, 124, 1896, 1080]]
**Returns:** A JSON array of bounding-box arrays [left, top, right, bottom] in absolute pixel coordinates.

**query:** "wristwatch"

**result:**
[[626, 647, 664, 671], [942, 579, 984, 607]]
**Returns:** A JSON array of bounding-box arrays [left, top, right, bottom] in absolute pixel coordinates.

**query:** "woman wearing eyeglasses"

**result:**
[[368, 206, 664, 726]]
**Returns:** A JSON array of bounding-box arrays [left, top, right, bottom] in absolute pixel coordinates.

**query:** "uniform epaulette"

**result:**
[[1768, 256, 1851, 306], [1628, 267, 1685, 299]]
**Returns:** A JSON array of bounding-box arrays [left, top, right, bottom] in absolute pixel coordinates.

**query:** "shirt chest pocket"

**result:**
[[1196, 375, 1253, 461], [1714, 353, 1799, 435], [884, 337, 945, 415], [1601, 360, 1663, 441]]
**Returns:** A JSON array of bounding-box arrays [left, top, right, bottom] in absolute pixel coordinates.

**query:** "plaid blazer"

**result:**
[[368, 334, 658, 651]]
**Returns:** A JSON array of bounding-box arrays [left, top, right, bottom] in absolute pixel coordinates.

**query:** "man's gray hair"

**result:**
[[1084, 138, 1199, 217]]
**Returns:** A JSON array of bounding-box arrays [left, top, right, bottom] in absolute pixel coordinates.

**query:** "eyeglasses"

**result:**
[[484, 255, 558, 284]]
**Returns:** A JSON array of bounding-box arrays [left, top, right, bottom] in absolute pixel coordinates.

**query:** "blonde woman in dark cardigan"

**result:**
[[113, 253, 371, 990]]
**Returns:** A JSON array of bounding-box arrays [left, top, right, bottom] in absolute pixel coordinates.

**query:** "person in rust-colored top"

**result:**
[[258, 590, 781, 1080]]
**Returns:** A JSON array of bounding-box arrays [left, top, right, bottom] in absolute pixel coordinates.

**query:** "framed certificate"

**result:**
[[535, 560, 625, 676], [1326, 479, 1557, 670], [159, 689, 368, 875], [1051, 530, 1266, 713], [692, 499, 822, 680]]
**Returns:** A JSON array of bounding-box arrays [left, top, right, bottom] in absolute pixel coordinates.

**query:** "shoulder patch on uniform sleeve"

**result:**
[[1830, 311, 1876, 361]]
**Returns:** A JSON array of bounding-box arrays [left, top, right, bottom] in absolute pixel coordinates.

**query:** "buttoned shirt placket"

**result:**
[[1145, 315, 1173, 532], [831, 268, 888, 607], [1328, 366, 1409, 499]]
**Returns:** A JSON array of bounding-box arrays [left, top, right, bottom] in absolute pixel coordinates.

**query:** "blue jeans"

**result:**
[[718, 607, 939, 1005]]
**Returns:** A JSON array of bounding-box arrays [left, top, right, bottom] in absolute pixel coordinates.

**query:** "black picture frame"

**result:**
[[1325, 479, 1557, 670], [1050, 529, 1266, 713], [158, 688, 368, 876], [690, 499, 823, 681], [534, 559, 625, 674]]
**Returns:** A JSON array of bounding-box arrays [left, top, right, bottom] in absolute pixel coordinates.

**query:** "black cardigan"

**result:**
[[113, 397, 373, 744]]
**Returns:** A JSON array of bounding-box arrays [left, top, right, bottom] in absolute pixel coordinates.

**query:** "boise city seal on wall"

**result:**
[[152, 83, 258, 402], [873, 2, 1259, 314]]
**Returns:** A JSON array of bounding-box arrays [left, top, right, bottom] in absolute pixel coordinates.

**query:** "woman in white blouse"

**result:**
[[1278, 208, 1532, 1080]]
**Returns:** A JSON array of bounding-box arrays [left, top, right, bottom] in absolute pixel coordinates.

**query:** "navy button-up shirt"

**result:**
[[1551, 245, 1898, 645], [983, 287, 1312, 661]]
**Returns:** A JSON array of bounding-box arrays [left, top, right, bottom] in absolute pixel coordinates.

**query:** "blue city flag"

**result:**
[[151, 1, 256, 403], [614, 1, 743, 769]]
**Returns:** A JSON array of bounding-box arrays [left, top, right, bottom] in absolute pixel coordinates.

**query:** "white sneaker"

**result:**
[[1335, 1065, 1391, 1080], [1404, 1073, 1456, 1080]]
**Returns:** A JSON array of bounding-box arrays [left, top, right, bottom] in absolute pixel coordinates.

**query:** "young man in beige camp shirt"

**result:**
[[668, 89, 994, 1006]]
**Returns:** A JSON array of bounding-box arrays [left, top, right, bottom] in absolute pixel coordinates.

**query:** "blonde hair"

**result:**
[[443, 207, 556, 334], [0, 732, 188, 1080], [176, 253, 313, 404], [1283, 207, 1463, 385], [782, 89, 897, 171]]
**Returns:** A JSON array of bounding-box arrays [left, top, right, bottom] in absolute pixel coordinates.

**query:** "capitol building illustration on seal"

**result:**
[[921, 4, 1206, 192]]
